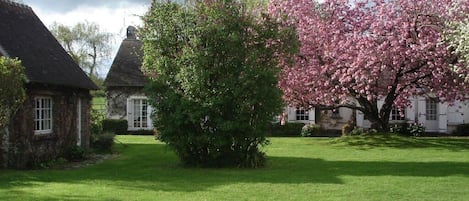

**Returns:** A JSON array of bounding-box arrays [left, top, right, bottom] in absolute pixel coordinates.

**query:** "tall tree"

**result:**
[[0, 57, 26, 167], [50, 21, 113, 78], [269, 0, 469, 131], [141, 0, 296, 167]]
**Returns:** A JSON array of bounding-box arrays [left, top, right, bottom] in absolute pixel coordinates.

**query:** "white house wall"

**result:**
[[286, 96, 467, 134]]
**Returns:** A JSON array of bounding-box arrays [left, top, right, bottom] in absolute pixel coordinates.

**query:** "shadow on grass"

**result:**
[[329, 135, 469, 151], [2, 139, 469, 198]]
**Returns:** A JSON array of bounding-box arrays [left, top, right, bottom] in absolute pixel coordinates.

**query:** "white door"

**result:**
[[425, 99, 438, 132], [127, 97, 153, 131], [77, 98, 82, 146]]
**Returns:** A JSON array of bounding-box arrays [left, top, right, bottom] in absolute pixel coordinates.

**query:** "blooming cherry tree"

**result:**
[[269, 0, 469, 131]]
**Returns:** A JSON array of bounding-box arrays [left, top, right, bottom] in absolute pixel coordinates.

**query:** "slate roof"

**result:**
[[0, 0, 97, 90], [104, 26, 146, 87]]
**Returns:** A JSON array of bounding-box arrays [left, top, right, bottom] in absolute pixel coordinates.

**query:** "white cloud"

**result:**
[[33, 4, 147, 39]]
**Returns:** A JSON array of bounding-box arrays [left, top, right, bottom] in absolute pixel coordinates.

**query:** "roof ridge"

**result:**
[[0, 0, 33, 11]]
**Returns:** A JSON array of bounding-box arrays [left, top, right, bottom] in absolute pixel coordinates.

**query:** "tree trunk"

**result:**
[[355, 94, 393, 133], [89, 44, 97, 77], [369, 118, 390, 132], [364, 111, 390, 133]]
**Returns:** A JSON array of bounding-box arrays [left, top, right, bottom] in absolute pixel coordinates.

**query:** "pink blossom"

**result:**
[[269, 0, 469, 112]]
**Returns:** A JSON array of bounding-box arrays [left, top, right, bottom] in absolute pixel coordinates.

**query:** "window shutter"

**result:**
[[126, 98, 133, 130], [148, 104, 154, 129]]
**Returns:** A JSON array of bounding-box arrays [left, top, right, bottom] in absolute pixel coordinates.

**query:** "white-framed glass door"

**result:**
[[127, 97, 153, 131], [425, 99, 438, 131]]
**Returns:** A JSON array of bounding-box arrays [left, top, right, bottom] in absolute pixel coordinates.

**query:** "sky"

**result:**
[[21, 0, 153, 77], [19, 0, 325, 78]]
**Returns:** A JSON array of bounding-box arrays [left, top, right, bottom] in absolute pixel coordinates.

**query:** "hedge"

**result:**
[[102, 119, 128, 135]]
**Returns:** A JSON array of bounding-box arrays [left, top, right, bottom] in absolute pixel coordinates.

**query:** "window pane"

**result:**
[[132, 99, 150, 128], [296, 108, 309, 121], [391, 108, 405, 121], [34, 97, 53, 134], [46, 120, 51, 130], [426, 99, 437, 121]]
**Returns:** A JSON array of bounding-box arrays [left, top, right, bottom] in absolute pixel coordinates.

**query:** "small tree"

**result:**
[[141, 0, 296, 167], [0, 57, 26, 167], [269, 0, 469, 131]]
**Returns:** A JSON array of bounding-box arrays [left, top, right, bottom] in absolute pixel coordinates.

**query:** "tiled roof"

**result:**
[[0, 0, 98, 90], [104, 27, 146, 87]]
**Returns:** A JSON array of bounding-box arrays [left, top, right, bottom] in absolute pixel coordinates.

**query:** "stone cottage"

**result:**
[[104, 26, 153, 132], [0, 0, 97, 168]]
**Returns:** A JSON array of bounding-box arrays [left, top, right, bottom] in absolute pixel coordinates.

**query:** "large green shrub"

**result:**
[[102, 119, 128, 135], [141, 0, 297, 168]]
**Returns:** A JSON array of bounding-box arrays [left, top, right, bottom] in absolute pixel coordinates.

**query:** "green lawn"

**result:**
[[1, 135, 468, 201], [92, 97, 106, 111]]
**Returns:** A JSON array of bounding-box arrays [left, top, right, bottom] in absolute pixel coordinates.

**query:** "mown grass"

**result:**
[[1, 135, 468, 201], [92, 97, 106, 111]]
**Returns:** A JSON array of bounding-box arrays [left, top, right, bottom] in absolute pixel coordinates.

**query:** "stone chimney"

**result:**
[[126, 26, 137, 39]]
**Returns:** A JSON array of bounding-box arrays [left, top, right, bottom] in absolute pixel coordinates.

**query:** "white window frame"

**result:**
[[133, 98, 149, 129], [391, 107, 406, 121], [426, 99, 438, 121], [295, 108, 309, 121], [34, 96, 53, 135], [127, 96, 153, 131]]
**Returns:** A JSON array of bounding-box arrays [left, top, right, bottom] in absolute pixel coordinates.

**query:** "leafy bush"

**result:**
[[408, 124, 425, 136], [390, 123, 425, 137], [0, 57, 26, 128], [300, 124, 323, 137], [452, 124, 469, 136], [270, 123, 305, 137], [64, 145, 85, 162], [102, 119, 128, 135], [142, 0, 295, 168], [92, 132, 115, 153], [90, 109, 105, 135]]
